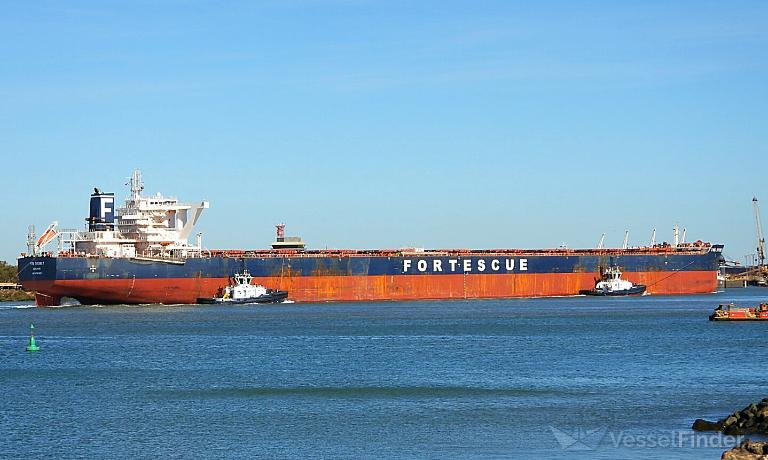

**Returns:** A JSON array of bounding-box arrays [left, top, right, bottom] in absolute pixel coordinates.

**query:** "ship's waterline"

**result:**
[[20, 257, 718, 304]]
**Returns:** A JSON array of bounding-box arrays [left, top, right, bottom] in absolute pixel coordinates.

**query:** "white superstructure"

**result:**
[[594, 267, 635, 293], [59, 170, 209, 259], [221, 270, 269, 301]]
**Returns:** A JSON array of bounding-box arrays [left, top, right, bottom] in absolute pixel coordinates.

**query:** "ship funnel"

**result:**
[[87, 190, 115, 231]]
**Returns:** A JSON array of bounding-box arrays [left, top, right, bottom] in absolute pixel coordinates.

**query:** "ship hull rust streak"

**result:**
[[22, 271, 717, 305]]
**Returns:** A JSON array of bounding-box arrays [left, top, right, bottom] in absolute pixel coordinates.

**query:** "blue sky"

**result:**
[[1, 1, 766, 265]]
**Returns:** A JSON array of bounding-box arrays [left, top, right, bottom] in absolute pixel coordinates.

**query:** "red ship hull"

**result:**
[[23, 270, 717, 305]]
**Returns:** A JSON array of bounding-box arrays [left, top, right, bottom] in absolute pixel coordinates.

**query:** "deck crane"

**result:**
[[596, 233, 606, 249]]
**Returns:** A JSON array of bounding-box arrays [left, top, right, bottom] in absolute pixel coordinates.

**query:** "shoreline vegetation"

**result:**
[[0, 260, 34, 302], [0, 290, 35, 302]]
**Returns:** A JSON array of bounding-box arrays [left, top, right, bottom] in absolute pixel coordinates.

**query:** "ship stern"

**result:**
[[17, 256, 62, 306]]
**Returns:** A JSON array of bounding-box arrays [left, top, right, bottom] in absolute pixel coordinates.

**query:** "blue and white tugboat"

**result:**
[[196, 270, 289, 304], [580, 266, 647, 296]]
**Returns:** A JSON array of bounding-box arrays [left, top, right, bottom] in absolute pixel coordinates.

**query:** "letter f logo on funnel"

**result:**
[[549, 426, 607, 451], [100, 197, 114, 221]]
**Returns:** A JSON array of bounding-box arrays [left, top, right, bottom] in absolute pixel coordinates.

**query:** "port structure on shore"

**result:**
[[723, 197, 768, 288]]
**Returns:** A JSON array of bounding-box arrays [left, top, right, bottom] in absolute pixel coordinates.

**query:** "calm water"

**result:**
[[2, 289, 768, 459]]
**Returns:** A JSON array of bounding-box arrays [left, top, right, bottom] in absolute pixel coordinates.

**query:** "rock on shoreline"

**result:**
[[721, 440, 768, 460], [693, 399, 768, 436]]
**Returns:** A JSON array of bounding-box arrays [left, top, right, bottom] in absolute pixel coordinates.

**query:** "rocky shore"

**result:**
[[693, 399, 768, 459], [721, 440, 768, 460], [693, 399, 768, 436]]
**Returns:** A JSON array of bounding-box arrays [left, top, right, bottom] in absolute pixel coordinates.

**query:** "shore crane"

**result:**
[[754, 197, 766, 269]]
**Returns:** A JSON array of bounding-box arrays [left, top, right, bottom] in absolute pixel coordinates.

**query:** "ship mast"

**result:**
[[27, 225, 36, 256], [673, 225, 679, 247], [130, 169, 144, 201]]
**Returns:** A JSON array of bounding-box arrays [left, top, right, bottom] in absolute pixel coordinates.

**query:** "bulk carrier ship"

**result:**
[[18, 171, 724, 306]]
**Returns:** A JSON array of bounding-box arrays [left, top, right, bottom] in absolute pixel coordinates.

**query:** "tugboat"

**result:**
[[580, 266, 647, 296], [196, 270, 289, 305], [709, 302, 768, 321]]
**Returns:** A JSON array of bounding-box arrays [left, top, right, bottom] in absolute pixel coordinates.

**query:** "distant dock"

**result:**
[[0, 283, 23, 290], [721, 265, 767, 288], [723, 279, 748, 288]]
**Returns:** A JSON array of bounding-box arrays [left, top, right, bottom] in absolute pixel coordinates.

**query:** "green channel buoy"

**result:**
[[26, 323, 40, 352]]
